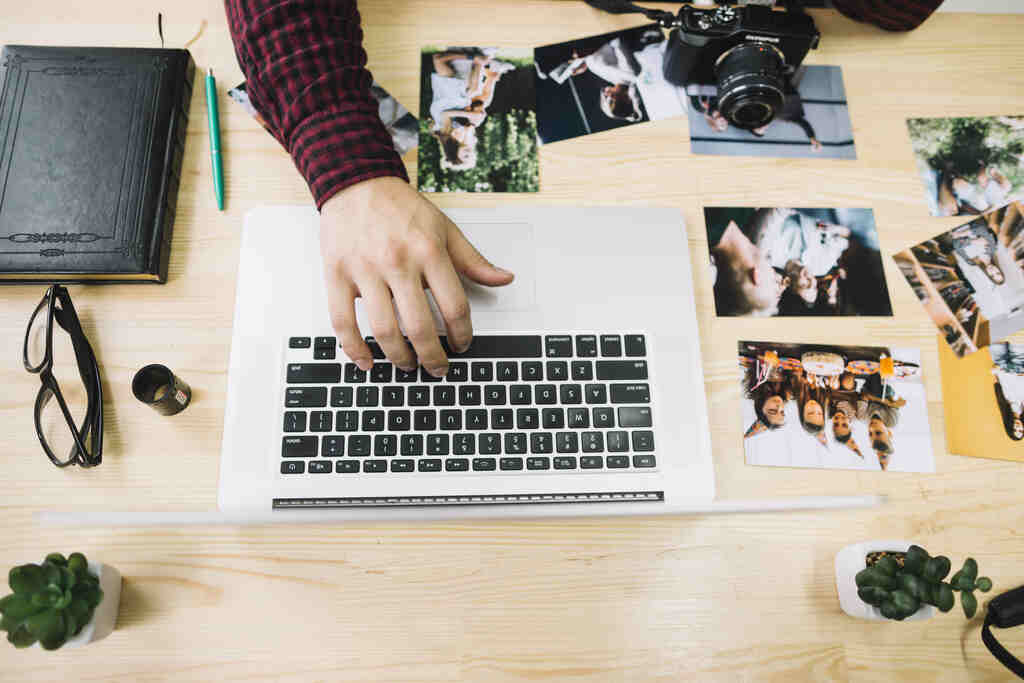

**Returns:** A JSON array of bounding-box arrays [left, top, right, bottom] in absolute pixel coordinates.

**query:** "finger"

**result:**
[[358, 276, 416, 372], [447, 224, 515, 287], [391, 280, 448, 377], [424, 257, 473, 353], [325, 275, 373, 371]]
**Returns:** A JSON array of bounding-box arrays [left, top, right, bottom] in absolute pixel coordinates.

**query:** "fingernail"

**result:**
[[496, 266, 513, 275], [428, 365, 448, 378], [357, 359, 373, 371], [399, 364, 417, 373]]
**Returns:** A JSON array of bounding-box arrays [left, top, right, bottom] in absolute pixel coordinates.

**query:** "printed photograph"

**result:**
[[534, 25, 687, 144], [228, 81, 419, 157], [907, 115, 1024, 217], [894, 201, 1024, 357], [739, 341, 935, 473], [688, 65, 857, 160], [417, 47, 539, 193], [706, 207, 892, 318]]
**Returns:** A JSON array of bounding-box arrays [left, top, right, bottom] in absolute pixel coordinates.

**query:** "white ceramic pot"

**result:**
[[835, 540, 937, 621], [32, 562, 122, 649]]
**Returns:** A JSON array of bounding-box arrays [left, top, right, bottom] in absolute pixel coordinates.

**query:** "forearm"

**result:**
[[225, 0, 408, 208]]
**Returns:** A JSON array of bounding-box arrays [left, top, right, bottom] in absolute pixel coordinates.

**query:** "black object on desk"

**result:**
[[0, 45, 194, 283], [132, 364, 191, 416]]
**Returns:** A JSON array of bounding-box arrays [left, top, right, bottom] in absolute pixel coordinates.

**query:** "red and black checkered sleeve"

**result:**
[[832, 0, 945, 31], [225, 0, 409, 209]]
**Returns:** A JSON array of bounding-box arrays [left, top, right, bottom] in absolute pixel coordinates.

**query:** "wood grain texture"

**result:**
[[2, 2, 1024, 680]]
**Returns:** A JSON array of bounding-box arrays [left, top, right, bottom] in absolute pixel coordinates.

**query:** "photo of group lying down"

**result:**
[[740, 342, 935, 473], [894, 201, 1024, 357], [707, 207, 892, 317], [418, 47, 539, 193], [907, 115, 1023, 217]]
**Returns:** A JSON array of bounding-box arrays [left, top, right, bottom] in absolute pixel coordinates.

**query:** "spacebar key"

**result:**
[[287, 363, 342, 384], [441, 335, 543, 358]]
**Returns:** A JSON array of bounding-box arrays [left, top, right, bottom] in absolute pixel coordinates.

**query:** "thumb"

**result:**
[[447, 224, 515, 287]]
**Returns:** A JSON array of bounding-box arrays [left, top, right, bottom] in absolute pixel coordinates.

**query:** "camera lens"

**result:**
[[715, 43, 786, 130]]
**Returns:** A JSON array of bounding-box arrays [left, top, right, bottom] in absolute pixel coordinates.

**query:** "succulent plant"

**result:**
[[0, 552, 103, 650], [855, 546, 992, 621]]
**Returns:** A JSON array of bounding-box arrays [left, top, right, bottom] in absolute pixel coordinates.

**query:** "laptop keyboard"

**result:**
[[279, 334, 657, 477]]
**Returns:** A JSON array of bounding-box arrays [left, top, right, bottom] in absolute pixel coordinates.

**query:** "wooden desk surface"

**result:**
[[3, 2, 1024, 680]]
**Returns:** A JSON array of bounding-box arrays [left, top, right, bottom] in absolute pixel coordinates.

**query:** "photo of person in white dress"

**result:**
[[991, 342, 1024, 441]]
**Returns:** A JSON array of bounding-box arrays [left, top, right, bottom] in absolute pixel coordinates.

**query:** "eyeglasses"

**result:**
[[22, 285, 103, 468]]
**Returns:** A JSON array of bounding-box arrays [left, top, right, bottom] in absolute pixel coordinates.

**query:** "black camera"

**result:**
[[662, 3, 820, 129]]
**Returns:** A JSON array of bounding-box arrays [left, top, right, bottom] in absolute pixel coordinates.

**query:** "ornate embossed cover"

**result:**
[[0, 46, 193, 283]]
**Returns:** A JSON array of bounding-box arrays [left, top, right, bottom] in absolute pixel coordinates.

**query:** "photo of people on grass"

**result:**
[[907, 115, 1024, 217], [534, 24, 687, 144], [418, 47, 538, 193], [739, 341, 934, 473], [706, 207, 892, 318], [687, 65, 857, 160], [894, 201, 1024, 357]]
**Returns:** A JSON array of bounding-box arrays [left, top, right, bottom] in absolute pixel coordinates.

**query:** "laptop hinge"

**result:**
[[273, 491, 664, 509]]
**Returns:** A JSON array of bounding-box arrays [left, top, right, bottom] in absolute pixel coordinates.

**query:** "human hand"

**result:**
[[320, 177, 514, 377], [810, 138, 823, 152]]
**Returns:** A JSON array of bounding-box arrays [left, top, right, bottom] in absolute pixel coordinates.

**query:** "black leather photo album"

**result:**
[[0, 46, 194, 283]]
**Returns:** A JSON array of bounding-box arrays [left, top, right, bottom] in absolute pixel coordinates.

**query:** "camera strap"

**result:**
[[982, 585, 1024, 677], [582, 0, 676, 26]]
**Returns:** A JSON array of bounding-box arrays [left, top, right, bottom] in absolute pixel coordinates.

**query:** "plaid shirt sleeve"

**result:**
[[225, 0, 409, 209], [831, 0, 945, 31]]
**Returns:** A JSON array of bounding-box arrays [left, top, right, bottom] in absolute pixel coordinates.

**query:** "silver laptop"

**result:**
[[218, 206, 714, 521]]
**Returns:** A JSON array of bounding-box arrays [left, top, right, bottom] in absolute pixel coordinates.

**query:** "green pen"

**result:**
[[205, 67, 225, 210]]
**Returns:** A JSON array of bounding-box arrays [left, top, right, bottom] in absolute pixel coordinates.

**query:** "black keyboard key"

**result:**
[[286, 387, 327, 408], [633, 454, 656, 468], [484, 385, 507, 406], [607, 431, 629, 452], [556, 432, 579, 453], [420, 367, 442, 382], [516, 408, 539, 430], [361, 411, 384, 431], [433, 386, 456, 406], [335, 410, 358, 432], [543, 408, 565, 429], [471, 362, 493, 382], [575, 335, 598, 357], [446, 458, 470, 472], [401, 434, 424, 456], [509, 385, 531, 405], [364, 460, 387, 473], [521, 361, 543, 382], [592, 407, 615, 428], [446, 362, 469, 382], [625, 334, 646, 357], [288, 363, 342, 384], [322, 435, 345, 456], [596, 361, 648, 381], [356, 386, 379, 407], [535, 385, 557, 405], [497, 362, 518, 381], [504, 433, 527, 454], [344, 363, 366, 383], [409, 386, 430, 406], [391, 459, 414, 473], [544, 335, 572, 358], [314, 347, 336, 360], [567, 408, 589, 429], [395, 367, 418, 383], [607, 455, 629, 468], [610, 383, 651, 404], [546, 361, 568, 381], [281, 461, 305, 474], [427, 434, 449, 455], [585, 384, 607, 404], [419, 459, 442, 472], [479, 433, 502, 454], [500, 457, 524, 470], [582, 432, 604, 453], [382, 386, 404, 406], [571, 361, 593, 381], [348, 435, 370, 456], [309, 410, 332, 432], [388, 410, 411, 431], [309, 460, 332, 474], [459, 385, 481, 406], [330, 386, 353, 407], [337, 460, 359, 473], [559, 384, 582, 404], [618, 406, 653, 428], [282, 436, 317, 457], [314, 336, 336, 349], [530, 433, 553, 454], [492, 409, 514, 429], [600, 335, 622, 357], [414, 410, 437, 431], [632, 431, 655, 452], [453, 434, 475, 455], [554, 456, 577, 470], [527, 456, 551, 470], [442, 335, 542, 358], [374, 435, 397, 456], [466, 409, 488, 430], [440, 409, 463, 430], [289, 336, 311, 349], [473, 457, 496, 471], [581, 455, 603, 469], [370, 363, 393, 383], [283, 411, 306, 433]]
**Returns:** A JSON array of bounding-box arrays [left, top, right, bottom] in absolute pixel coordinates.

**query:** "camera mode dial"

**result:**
[[714, 6, 737, 24]]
